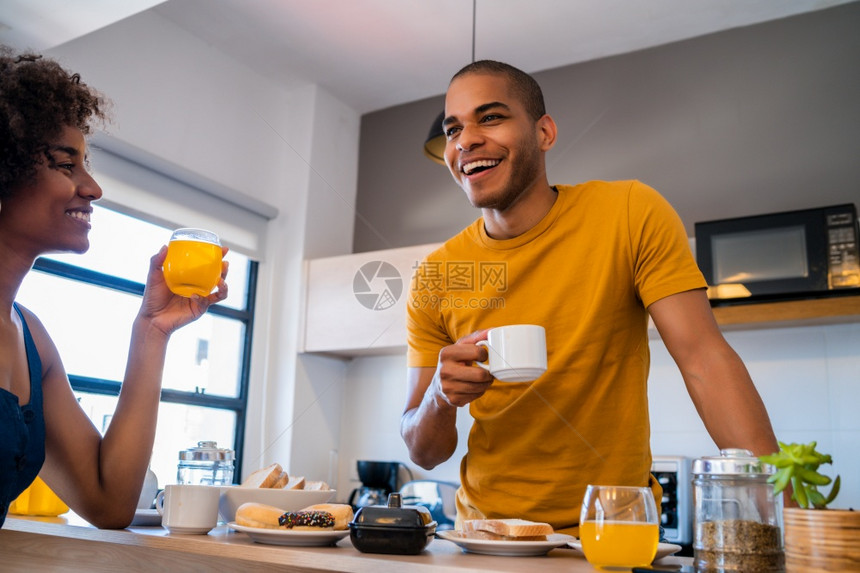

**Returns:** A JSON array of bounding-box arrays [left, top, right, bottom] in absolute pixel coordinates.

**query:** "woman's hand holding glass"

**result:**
[[140, 228, 229, 335], [163, 229, 224, 298]]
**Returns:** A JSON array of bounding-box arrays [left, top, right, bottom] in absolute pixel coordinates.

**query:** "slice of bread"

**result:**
[[271, 471, 289, 489], [240, 463, 283, 488], [458, 529, 549, 541], [303, 480, 330, 491], [463, 518, 554, 540], [285, 475, 306, 490]]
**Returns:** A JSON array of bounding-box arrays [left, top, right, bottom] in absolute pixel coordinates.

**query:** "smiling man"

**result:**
[[400, 60, 779, 536]]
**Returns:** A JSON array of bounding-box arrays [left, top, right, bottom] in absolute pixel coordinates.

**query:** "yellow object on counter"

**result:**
[[9, 476, 69, 517]]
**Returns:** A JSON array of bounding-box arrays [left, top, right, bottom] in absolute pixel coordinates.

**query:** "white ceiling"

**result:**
[[0, 1, 165, 52], [0, 0, 856, 114]]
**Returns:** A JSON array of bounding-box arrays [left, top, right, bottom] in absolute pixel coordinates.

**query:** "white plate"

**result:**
[[130, 508, 162, 527], [436, 530, 575, 556], [567, 539, 683, 561], [228, 522, 349, 546]]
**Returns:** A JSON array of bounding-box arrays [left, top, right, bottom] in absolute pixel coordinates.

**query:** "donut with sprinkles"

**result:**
[[278, 510, 336, 529]]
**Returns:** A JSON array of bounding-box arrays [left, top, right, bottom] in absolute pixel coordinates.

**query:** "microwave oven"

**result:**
[[695, 204, 860, 304]]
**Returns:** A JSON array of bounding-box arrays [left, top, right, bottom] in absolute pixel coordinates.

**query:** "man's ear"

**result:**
[[536, 114, 558, 152]]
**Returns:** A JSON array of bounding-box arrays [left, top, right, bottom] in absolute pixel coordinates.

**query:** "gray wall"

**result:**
[[353, 2, 860, 253]]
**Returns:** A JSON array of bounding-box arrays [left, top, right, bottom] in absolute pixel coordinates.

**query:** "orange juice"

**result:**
[[163, 239, 222, 297], [579, 520, 659, 568], [9, 476, 69, 517]]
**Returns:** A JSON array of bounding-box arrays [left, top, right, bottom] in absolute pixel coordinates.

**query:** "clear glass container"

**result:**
[[692, 448, 784, 572], [177, 440, 235, 486]]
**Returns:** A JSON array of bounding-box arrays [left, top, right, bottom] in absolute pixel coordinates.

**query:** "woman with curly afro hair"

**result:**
[[0, 46, 229, 528]]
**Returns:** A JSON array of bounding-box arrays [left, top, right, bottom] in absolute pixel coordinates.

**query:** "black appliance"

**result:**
[[399, 480, 458, 531], [652, 455, 692, 546], [695, 203, 860, 304], [348, 460, 413, 510]]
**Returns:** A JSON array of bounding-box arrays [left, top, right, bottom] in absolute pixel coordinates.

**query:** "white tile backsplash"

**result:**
[[341, 322, 860, 510], [832, 431, 860, 507], [824, 324, 860, 432], [650, 432, 714, 459], [727, 327, 833, 432]]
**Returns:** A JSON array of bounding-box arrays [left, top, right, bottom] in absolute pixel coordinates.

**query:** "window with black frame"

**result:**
[[15, 204, 256, 489]]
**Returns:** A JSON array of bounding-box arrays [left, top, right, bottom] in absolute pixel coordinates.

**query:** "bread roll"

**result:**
[[235, 502, 287, 529], [235, 502, 354, 531], [240, 463, 283, 488], [463, 518, 553, 540]]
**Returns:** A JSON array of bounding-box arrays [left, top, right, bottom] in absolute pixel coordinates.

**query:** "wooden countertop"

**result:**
[[0, 515, 692, 572]]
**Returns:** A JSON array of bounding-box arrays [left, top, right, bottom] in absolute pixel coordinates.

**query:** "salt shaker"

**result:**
[[177, 441, 235, 486], [692, 448, 784, 572]]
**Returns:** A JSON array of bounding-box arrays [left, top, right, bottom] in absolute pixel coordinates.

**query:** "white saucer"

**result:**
[[130, 508, 162, 527], [567, 539, 683, 561], [493, 368, 545, 382], [436, 530, 574, 556], [164, 524, 215, 535]]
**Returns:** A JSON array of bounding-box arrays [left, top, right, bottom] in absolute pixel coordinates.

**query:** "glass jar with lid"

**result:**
[[177, 441, 235, 486], [692, 448, 784, 572]]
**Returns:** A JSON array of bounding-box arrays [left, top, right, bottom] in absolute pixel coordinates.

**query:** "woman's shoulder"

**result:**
[[13, 303, 60, 363], [13, 303, 45, 333]]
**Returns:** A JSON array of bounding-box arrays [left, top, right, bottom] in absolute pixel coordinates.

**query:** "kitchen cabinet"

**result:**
[[302, 243, 441, 357], [304, 247, 860, 356]]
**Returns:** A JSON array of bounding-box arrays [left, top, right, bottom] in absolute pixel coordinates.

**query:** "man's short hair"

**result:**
[[450, 60, 546, 121]]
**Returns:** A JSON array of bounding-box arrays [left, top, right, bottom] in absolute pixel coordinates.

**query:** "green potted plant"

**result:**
[[760, 441, 858, 573]]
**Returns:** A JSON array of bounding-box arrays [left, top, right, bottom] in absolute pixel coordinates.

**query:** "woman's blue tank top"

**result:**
[[0, 304, 46, 527]]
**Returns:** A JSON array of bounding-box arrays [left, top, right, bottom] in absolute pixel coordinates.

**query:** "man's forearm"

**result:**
[[401, 388, 459, 470], [685, 349, 779, 457]]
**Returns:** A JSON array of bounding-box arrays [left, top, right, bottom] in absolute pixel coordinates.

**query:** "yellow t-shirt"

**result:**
[[406, 181, 706, 535]]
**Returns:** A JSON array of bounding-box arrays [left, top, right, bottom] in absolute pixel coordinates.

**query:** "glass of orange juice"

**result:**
[[163, 228, 223, 297], [579, 484, 660, 569]]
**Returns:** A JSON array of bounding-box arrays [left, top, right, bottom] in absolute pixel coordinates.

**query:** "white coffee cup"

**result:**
[[476, 324, 547, 382], [155, 484, 220, 534]]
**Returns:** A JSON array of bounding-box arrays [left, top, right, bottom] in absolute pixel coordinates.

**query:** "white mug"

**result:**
[[476, 324, 547, 382], [155, 484, 220, 534]]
